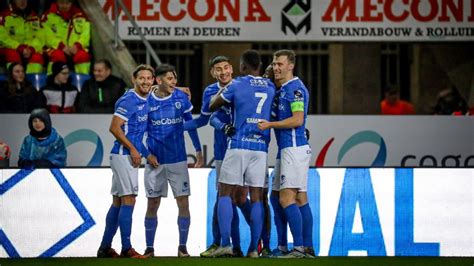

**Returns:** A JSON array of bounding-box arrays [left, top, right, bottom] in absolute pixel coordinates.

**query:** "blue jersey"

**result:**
[[271, 88, 281, 160], [111, 90, 148, 155], [221, 75, 275, 152], [202, 82, 232, 160], [275, 77, 309, 150], [147, 89, 193, 164]]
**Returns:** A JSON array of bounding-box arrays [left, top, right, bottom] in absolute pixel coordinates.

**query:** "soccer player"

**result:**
[[142, 64, 203, 257], [258, 50, 314, 258], [183, 55, 244, 257], [97, 64, 155, 259], [209, 50, 275, 258]]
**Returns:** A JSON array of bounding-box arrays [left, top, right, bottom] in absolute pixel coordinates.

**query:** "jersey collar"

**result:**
[[151, 90, 173, 101], [132, 90, 148, 101], [217, 79, 233, 90], [281, 77, 300, 88]]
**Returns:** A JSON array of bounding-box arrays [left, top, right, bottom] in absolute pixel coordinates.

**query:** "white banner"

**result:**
[[98, 0, 474, 41], [0, 168, 472, 257], [0, 115, 472, 167]]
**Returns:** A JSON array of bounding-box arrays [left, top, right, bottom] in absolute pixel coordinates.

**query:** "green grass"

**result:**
[[1, 257, 473, 266]]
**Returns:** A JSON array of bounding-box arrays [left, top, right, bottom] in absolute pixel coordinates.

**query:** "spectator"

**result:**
[[0, 62, 44, 113], [18, 108, 67, 168], [77, 59, 126, 113], [0, 0, 44, 73], [380, 88, 415, 115], [42, 0, 91, 75], [40, 61, 79, 113], [433, 87, 471, 115]]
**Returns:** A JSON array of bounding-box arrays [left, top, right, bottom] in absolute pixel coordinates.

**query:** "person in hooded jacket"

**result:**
[[18, 108, 67, 168], [40, 61, 79, 113]]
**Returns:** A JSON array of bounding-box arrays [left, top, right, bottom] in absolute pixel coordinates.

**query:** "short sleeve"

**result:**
[[284, 87, 306, 113], [200, 87, 215, 115], [183, 95, 193, 113], [114, 96, 135, 121]]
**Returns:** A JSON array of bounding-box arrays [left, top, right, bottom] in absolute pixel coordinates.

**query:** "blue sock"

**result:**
[[230, 204, 240, 249], [284, 203, 303, 247], [100, 205, 120, 248], [217, 196, 233, 247], [237, 198, 251, 225], [299, 203, 313, 248], [144, 217, 158, 248], [178, 216, 191, 246], [261, 204, 270, 249], [270, 194, 287, 247], [212, 195, 221, 245], [249, 201, 263, 252], [118, 205, 134, 252]]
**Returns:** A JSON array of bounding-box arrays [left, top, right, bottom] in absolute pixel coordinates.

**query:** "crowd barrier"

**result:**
[[1, 168, 472, 258], [1, 115, 472, 168]]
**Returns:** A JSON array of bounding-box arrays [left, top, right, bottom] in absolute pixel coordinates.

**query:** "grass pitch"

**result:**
[[1, 257, 473, 266]]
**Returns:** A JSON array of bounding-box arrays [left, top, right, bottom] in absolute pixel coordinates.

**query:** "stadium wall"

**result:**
[[0, 168, 472, 257]]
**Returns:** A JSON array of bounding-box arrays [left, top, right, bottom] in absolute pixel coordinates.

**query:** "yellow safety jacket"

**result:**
[[0, 6, 43, 52], [41, 3, 90, 51]]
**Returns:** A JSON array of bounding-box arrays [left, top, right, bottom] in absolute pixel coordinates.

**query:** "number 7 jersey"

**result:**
[[221, 75, 276, 152]]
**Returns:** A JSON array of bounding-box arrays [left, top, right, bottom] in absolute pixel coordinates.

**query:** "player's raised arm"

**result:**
[[209, 90, 226, 111], [258, 111, 304, 130]]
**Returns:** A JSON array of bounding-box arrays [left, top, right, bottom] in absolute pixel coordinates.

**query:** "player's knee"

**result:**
[[121, 195, 136, 205], [147, 197, 161, 211], [279, 194, 295, 208], [176, 196, 189, 210], [296, 193, 308, 206], [234, 192, 248, 206]]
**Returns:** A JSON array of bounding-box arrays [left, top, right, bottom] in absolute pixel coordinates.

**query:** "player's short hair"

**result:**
[[133, 64, 154, 78], [273, 49, 296, 65], [95, 59, 112, 70], [155, 63, 177, 78], [209, 55, 230, 69], [240, 49, 261, 71]]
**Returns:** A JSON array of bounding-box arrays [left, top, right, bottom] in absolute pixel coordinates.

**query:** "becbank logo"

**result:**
[[282, 0, 311, 35], [316, 130, 387, 167], [64, 129, 104, 166]]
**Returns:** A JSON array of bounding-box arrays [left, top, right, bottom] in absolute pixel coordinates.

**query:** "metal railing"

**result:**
[[113, 0, 161, 66]]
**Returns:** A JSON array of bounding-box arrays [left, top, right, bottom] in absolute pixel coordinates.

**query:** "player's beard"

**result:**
[[137, 82, 152, 96]]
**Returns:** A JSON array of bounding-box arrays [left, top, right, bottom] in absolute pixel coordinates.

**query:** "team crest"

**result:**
[[51, 24, 57, 33], [175, 102, 182, 109], [9, 27, 15, 35]]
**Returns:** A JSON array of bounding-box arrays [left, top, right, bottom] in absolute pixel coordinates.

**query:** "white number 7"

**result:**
[[255, 92, 268, 114]]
